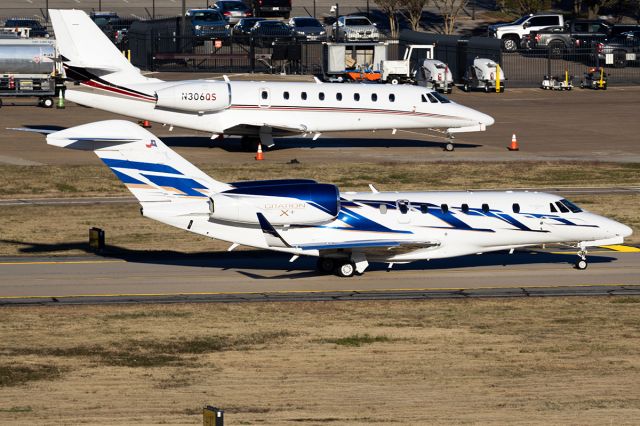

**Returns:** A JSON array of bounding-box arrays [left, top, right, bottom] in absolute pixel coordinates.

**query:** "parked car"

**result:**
[[2, 18, 49, 38], [232, 17, 267, 36], [597, 31, 640, 68], [288, 16, 326, 42], [186, 9, 230, 38], [332, 16, 379, 42], [249, 0, 291, 19], [488, 13, 564, 52], [212, 0, 253, 24], [250, 20, 294, 46], [521, 20, 611, 57]]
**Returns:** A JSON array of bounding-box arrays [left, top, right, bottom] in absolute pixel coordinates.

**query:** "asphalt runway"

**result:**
[[0, 248, 638, 305]]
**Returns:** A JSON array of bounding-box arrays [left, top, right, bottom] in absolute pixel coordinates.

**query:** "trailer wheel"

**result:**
[[484, 84, 490, 93], [390, 78, 399, 85], [0, 98, 3, 108], [463, 83, 470, 92], [41, 97, 54, 108]]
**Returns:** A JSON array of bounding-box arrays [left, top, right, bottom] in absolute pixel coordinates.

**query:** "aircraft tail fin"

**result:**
[[47, 120, 231, 202], [49, 9, 152, 85]]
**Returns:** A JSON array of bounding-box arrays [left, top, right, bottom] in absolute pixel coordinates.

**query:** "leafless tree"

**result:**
[[432, 0, 469, 34], [375, 0, 403, 38], [401, 0, 429, 31]]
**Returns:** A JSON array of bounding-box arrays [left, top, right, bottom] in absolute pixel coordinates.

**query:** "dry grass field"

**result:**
[[0, 162, 639, 257], [1, 297, 639, 424]]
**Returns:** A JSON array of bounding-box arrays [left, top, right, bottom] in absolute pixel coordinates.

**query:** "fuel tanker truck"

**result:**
[[0, 38, 61, 108]]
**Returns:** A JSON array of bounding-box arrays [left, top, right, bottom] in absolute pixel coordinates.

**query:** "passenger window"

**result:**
[[301, 92, 307, 100], [482, 203, 490, 213], [379, 204, 387, 214], [556, 202, 569, 213], [261, 90, 268, 100], [420, 204, 428, 214], [371, 93, 377, 102], [550, 203, 558, 213], [389, 94, 395, 102], [461, 203, 469, 213], [336, 92, 342, 101], [354, 93, 360, 101], [397, 200, 410, 214], [283, 91, 289, 100], [441, 204, 448, 213], [512, 203, 520, 213], [427, 93, 439, 103], [319, 92, 325, 100]]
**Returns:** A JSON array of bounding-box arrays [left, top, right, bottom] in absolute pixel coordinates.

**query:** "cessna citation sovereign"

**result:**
[[45, 120, 632, 277], [49, 9, 494, 150]]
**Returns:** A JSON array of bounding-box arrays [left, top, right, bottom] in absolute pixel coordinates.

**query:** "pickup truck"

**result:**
[[522, 20, 612, 57], [488, 13, 564, 52], [249, 0, 291, 19]]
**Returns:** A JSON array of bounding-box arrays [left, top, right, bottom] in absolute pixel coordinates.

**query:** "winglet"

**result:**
[[256, 213, 291, 248]]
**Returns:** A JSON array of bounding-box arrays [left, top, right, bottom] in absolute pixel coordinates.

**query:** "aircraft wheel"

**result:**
[[444, 142, 454, 152], [575, 259, 588, 270], [336, 262, 355, 277], [316, 257, 335, 274], [41, 97, 54, 108]]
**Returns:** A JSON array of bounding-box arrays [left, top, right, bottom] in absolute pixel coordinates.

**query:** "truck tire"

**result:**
[[41, 97, 54, 108], [502, 36, 519, 52]]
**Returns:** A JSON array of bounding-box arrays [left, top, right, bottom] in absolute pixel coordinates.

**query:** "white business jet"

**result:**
[[45, 120, 632, 277], [49, 9, 494, 151]]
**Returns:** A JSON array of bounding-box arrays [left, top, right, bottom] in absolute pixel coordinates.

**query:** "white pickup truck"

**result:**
[[488, 13, 564, 52]]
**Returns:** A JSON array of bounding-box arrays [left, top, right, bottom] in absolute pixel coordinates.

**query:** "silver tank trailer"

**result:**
[[0, 42, 56, 75]]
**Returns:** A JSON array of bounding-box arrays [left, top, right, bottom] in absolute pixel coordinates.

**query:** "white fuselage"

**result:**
[[65, 79, 495, 136], [144, 190, 631, 263]]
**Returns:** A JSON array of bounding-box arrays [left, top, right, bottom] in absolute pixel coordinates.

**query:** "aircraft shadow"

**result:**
[[2, 239, 617, 279], [161, 136, 482, 152]]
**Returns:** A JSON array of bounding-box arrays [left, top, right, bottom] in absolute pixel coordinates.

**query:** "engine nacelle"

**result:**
[[155, 81, 231, 112], [209, 183, 340, 225]]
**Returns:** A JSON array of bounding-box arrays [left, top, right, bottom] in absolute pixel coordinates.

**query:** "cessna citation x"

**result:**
[[44, 120, 632, 277], [49, 9, 494, 150]]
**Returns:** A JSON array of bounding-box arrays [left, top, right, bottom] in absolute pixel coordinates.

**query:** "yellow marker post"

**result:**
[[565, 69, 568, 86], [599, 67, 605, 88], [127, 49, 131, 62], [496, 64, 501, 93]]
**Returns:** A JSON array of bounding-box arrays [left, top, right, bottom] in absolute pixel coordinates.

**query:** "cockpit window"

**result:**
[[431, 92, 451, 103], [422, 93, 439, 103], [556, 201, 570, 213], [560, 199, 582, 213], [550, 203, 557, 213]]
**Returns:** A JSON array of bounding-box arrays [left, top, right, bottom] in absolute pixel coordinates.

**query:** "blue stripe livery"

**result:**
[[141, 174, 208, 197], [102, 158, 183, 175]]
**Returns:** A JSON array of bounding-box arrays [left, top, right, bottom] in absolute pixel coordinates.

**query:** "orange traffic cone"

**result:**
[[255, 142, 264, 161], [139, 119, 151, 128], [508, 133, 519, 151]]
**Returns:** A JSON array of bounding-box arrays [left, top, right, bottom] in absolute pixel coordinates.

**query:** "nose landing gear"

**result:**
[[574, 249, 588, 270]]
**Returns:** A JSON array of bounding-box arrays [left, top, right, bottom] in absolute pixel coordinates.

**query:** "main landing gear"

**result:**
[[316, 254, 369, 277]]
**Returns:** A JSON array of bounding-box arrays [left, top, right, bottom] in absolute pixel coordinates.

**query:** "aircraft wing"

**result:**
[[256, 213, 437, 253], [222, 123, 309, 137]]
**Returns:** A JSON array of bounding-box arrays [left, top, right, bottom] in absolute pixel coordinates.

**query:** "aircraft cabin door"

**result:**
[[396, 199, 411, 224], [258, 88, 271, 108]]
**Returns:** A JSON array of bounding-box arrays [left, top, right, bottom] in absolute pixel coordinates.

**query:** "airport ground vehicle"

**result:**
[[212, 0, 253, 24], [462, 58, 506, 93], [419, 59, 453, 93], [488, 13, 563, 52], [249, 0, 291, 19], [379, 44, 434, 85], [43, 120, 633, 276], [1, 18, 49, 38], [332, 16, 379, 42], [289, 17, 327, 42], [0, 38, 58, 108], [186, 9, 230, 38], [541, 73, 573, 90], [580, 67, 607, 89]]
